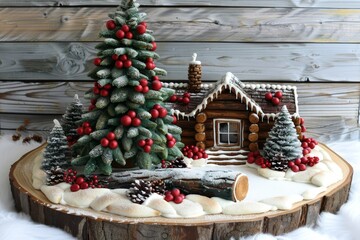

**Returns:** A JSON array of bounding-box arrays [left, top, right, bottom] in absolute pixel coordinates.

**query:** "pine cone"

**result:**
[[270, 154, 289, 172], [171, 158, 187, 168], [151, 179, 166, 195], [45, 166, 65, 185], [127, 180, 152, 204]]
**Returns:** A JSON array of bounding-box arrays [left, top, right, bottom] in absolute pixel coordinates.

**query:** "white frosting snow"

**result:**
[[33, 145, 342, 219]]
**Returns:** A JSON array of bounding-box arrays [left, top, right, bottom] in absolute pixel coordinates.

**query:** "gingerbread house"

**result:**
[[165, 72, 302, 165]]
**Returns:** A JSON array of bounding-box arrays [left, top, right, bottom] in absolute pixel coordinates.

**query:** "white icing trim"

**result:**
[[190, 53, 201, 65]]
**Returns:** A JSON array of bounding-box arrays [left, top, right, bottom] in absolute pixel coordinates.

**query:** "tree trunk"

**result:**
[[110, 168, 249, 201]]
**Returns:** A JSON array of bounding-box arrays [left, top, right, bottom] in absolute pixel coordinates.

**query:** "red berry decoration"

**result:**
[[150, 109, 159, 118], [172, 115, 177, 124], [139, 79, 148, 87], [106, 132, 116, 140], [121, 25, 130, 32], [127, 110, 136, 119], [125, 32, 133, 39], [169, 95, 177, 102], [275, 91, 283, 99], [142, 86, 149, 93], [158, 108, 167, 118], [120, 115, 132, 126], [84, 127, 92, 135], [70, 184, 80, 192], [136, 24, 146, 34], [119, 54, 128, 61], [182, 97, 190, 104], [106, 20, 116, 30], [75, 177, 85, 185], [299, 164, 307, 171], [76, 127, 84, 135], [271, 97, 280, 106], [151, 41, 157, 51], [80, 182, 89, 189], [134, 85, 143, 92], [93, 58, 102, 66], [132, 118, 142, 127], [112, 54, 119, 61], [173, 196, 184, 204], [146, 139, 154, 146], [264, 92, 273, 101], [152, 76, 159, 81], [167, 140, 175, 148], [123, 60, 132, 68], [164, 193, 174, 202], [115, 60, 123, 69], [100, 89, 109, 97], [101, 138, 109, 147], [153, 104, 161, 110], [115, 30, 125, 39], [291, 165, 300, 172], [138, 139, 146, 147], [139, 21, 147, 27], [104, 84, 112, 90], [143, 145, 151, 153], [108, 140, 118, 149], [152, 80, 162, 91]]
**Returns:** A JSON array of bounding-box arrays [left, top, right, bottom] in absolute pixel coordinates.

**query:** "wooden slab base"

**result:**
[[9, 144, 352, 239]]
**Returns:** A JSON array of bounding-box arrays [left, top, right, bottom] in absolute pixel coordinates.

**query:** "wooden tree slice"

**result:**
[[9, 144, 352, 239], [249, 113, 259, 124], [195, 112, 207, 123]]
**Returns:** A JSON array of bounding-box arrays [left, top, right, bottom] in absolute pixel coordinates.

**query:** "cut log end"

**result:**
[[233, 174, 249, 201]]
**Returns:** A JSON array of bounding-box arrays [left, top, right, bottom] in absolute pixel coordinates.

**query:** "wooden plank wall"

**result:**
[[0, 0, 359, 143]]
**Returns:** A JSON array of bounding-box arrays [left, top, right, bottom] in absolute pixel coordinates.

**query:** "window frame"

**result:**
[[213, 119, 243, 148]]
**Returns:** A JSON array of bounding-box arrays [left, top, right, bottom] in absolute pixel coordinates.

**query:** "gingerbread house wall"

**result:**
[[1, 2, 359, 143]]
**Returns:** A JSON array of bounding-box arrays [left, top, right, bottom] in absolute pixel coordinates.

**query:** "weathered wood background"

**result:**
[[0, 0, 359, 142]]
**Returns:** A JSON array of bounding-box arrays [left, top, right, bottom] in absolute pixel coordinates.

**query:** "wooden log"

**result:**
[[195, 132, 206, 142], [194, 123, 205, 133], [196, 112, 207, 123], [249, 124, 259, 133], [249, 143, 259, 152], [206, 101, 246, 111], [249, 113, 259, 124], [248, 133, 258, 142], [196, 141, 206, 149], [111, 169, 249, 202]]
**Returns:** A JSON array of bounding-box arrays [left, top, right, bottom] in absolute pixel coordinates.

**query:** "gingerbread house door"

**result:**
[[213, 119, 244, 149]]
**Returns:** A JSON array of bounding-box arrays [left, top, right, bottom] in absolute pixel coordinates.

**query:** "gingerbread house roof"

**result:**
[[164, 72, 299, 120]]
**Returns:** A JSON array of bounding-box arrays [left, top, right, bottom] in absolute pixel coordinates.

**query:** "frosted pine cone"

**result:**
[[127, 180, 152, 204], [151, 179, 166, 195], [170, 158, 187, 168], [45, 166, 65, 185]]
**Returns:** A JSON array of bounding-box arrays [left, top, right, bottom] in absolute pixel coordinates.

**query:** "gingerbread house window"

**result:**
[[214, 119, 243, 147]]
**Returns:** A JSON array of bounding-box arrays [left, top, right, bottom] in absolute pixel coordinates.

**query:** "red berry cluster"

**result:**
[[172, 115, 177, 124], [301, 135, 318, 156], [106, 20, 116, 30], [64, 169, 104, 192], [113, 54, 132, 69], [150, 104, 168, 119], [247, 151, 271, 168], [100, 132, 118, 149], [93, 82, 112, 97], [182, 145, 208, 160], [120, 110, 142, 127], [164, 188, 185, 204], [76, 122, 93, 136], [264, 91, 283, 106], [166, 133, 176, 148], [138, 138, 154, 153], [169, 92, 191, 105], [134, 78, 149, 93], [151, 76, 162, 91], [115, 24, 133, 40], [145, 57, 156, 70], [288, 156, 320, 172]]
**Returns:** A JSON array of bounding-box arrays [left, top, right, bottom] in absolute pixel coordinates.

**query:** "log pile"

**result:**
[[195, 112, 207, 149]]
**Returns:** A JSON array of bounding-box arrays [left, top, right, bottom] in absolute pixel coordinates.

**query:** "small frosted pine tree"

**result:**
[[62, 94, 83, 145], [263, 106, 302, 171], [42, 119, 71, 171]]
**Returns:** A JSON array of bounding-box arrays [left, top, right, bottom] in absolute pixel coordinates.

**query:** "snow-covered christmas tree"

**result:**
[[72, 0, 184, 175], [263, 106, 302, 171], [42, 119, 70, 171], [62, 94, 83, 146]]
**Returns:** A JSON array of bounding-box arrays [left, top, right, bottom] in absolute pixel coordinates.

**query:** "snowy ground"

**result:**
[[0, 134, 359, 240]]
